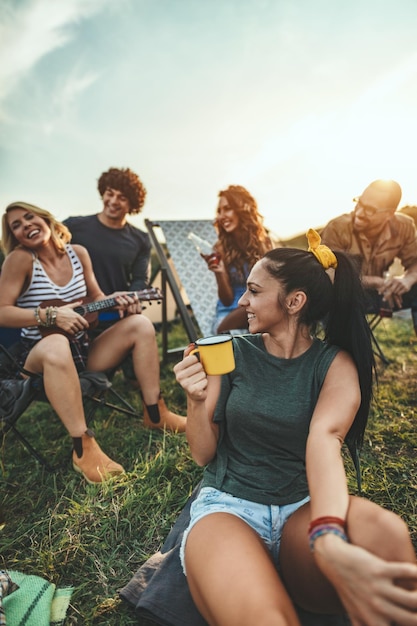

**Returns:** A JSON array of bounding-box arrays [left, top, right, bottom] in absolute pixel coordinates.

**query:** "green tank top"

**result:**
[[202, 334, 340, 505]]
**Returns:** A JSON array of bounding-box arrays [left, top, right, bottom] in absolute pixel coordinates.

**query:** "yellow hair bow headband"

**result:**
[[306, 228, 338, 270]]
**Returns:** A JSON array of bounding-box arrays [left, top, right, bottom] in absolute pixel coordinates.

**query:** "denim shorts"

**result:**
[[179, 487, 310, 575]]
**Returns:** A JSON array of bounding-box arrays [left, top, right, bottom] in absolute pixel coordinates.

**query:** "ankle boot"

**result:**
[[142, 394, 186, 432], [72, 429, 124, 483]]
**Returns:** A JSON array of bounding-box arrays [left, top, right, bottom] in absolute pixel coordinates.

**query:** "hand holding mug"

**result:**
[[174, 343, 209, 401]]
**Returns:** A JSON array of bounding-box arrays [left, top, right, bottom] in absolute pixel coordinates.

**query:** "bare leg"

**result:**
[[87, 316, 186, 431], [87, 315, 160, 404], [185, 513, 301, 626], [23, 334, 124, 482], [24, 334, 87, 436], [279, 496, 417, 614]]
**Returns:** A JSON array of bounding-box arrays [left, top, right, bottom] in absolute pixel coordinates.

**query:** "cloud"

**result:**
[[38, 65, 100, 135], [0, 0, 109, 103]]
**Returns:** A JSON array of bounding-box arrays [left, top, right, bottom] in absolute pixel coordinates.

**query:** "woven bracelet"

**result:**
[[309, 526, 348, 552], [45, 306, 57, 327], [34, 306, 46, 327]]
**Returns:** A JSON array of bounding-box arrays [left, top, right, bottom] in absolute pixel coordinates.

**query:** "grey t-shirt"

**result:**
[[203, 334, 340, 505]]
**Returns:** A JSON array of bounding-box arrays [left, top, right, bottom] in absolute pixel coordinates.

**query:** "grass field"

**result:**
[[1, 316, 417, 625]]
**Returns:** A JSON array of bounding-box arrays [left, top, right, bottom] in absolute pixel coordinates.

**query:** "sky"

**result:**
[[1, 0, 417, 240]]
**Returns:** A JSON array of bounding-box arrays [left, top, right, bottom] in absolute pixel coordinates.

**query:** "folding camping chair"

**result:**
[[145, 219, 219, 361], [0, 328, 138, 471]]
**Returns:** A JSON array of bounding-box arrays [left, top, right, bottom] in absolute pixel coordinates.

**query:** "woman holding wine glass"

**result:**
[[205, 185, 273, 333]]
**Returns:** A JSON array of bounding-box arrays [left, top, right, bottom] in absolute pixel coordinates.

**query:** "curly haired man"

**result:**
[[64, 167, 150, 294], [63, 168, 186, 432]]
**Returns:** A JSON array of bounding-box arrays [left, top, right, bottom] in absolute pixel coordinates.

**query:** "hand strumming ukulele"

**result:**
[[38, 287, 163, 337]]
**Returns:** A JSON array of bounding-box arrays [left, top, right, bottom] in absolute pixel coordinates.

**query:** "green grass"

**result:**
[[1, 317, 417, 624]]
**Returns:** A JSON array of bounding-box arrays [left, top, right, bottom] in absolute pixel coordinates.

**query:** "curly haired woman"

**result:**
[[204, 185, 273, 333]]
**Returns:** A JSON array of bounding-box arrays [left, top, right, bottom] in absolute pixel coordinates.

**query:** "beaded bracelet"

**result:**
[[34, 305, 58, 327], [308, 516, 346, 533], [34, 306, 46, 326], [309, 526, 348, 552], [45, 306, 58, 327], [50, 307, 57, 326]]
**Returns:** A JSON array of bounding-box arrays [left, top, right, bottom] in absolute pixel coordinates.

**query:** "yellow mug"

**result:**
[[190, 335, 235, 375]]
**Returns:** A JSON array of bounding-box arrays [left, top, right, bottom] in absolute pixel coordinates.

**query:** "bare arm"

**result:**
[[306, 350, 360, 520], [0, 249, 40, 327], [174, 345, 221, 465], [0, 248, 91, 334], [202, 253, 235, 306], [307, 352, 417, 623], [0, 246, 125, 334], [213, 262, 234, 306]]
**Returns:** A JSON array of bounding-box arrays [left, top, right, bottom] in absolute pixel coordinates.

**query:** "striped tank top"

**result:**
[[16, 244, 87, 341]]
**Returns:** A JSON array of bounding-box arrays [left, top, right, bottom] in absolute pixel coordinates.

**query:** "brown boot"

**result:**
[[142, 394, 186, 432], [72, 429, 124, 483]]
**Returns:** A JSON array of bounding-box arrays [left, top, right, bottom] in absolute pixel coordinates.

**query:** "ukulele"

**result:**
[[39, 287, 163, 336]]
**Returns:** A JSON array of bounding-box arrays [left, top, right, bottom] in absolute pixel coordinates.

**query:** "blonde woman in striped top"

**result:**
[[0, 201, 186, 483]]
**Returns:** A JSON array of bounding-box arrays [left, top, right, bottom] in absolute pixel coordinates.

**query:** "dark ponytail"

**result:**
[[326, 251, 375, 450], [263, 247, 375, 451]]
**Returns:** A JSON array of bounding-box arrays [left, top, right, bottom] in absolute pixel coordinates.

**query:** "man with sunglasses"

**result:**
[[321, 179, 417, 332]]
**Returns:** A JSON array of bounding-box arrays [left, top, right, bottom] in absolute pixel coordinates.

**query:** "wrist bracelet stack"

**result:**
[[34, 305, 58, 327], [308, 516, 348, 552]]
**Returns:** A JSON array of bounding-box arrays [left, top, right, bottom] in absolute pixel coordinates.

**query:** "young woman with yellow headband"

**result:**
[[173, 230, 417, 625]]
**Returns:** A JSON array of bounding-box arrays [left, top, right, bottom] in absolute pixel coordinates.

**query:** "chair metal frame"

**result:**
[[368, 314, 390, 366]]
